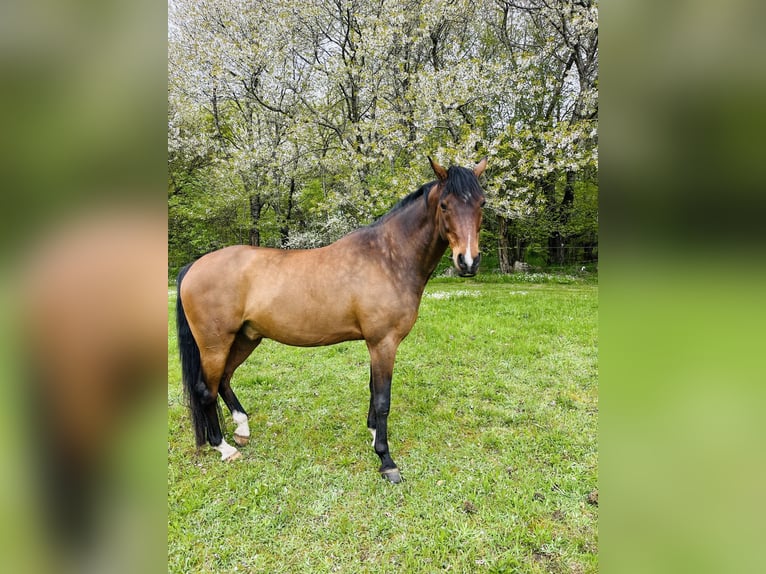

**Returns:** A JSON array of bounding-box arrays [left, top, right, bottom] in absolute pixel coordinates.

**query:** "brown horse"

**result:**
[[176, 157, 486, 482]]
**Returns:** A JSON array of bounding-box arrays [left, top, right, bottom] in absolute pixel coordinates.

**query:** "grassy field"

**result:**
[[168, 274, 598, 573]]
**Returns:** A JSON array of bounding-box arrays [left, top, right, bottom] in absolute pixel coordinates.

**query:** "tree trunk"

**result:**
[[548, 170, 576, 265], [559, 170, 576, 264], [548, 232, 564, 266], [541, 172, 563, 266], [516, 238, 529, 264], [497, 214, 513, 274], [280, 178, 295, 247], [249, 193, 262, 247]]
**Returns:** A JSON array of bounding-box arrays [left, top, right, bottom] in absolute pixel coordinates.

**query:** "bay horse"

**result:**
[[176, 157, 487, 483]]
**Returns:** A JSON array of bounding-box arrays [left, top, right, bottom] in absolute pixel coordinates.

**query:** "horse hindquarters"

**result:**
[[176, 265, 240, 460]]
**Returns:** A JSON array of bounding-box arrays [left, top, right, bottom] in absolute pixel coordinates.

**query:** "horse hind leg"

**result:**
[[202, 386, 241, 462], [197, 344, 242, 462], [219, 334, 262, 447]]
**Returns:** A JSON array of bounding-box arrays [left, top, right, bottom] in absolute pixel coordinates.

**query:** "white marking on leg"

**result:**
[[233, 410, 249, 438], [214, 439, 239, 461], [464, 234, 473, 268], [369, 428, 377, 448]]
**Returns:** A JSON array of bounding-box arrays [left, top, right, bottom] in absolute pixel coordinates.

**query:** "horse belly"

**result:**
[[246, 289, 363, 347]]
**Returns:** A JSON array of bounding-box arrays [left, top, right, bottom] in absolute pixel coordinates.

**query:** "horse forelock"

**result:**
[[443, 166, 484, 203]]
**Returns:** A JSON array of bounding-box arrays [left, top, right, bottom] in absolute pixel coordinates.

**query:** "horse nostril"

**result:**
[[472, 253, 482, 272], [457, 253, 466, 268]]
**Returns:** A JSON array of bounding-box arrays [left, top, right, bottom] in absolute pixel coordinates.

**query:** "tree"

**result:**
[[168, 0, 598, 276], [487, 0, 598, 268]]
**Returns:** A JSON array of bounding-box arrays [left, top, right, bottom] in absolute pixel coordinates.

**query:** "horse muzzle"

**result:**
[[456, 252, 481, 277]]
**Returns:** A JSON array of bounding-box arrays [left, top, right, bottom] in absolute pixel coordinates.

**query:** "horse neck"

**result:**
[[377, 190, 448, 290]]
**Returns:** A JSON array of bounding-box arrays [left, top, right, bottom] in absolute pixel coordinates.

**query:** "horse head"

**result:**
[[429, 157, 487, 277]]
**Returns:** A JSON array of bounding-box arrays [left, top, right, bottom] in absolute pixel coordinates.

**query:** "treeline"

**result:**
[[169, 0, 598, 276]]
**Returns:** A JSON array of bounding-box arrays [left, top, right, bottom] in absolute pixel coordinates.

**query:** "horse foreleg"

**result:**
[[367, 372, 376, 447], [367, 338, 401, 483]]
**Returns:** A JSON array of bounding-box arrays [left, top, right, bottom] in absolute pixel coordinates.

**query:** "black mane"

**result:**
[[369, 165, 482, 227], [368, 182, 433, 227]]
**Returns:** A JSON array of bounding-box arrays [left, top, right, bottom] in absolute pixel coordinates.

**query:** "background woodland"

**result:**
[[169, 0, 598, 276]]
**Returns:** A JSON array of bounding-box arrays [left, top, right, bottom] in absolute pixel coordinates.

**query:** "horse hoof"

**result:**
[[224, 450, 242, 462], [380, 467, 402, 483], [233, 434, 249, 447]]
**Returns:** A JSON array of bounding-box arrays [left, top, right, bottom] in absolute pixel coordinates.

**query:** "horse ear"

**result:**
[[473, 157, 488, 178], [428, 156, 448, 181]]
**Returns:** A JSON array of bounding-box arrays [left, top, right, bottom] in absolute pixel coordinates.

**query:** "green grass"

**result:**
[[168, 277, 598, 573]]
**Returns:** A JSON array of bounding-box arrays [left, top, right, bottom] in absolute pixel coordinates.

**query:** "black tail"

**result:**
[[176, 263, 208, 447]]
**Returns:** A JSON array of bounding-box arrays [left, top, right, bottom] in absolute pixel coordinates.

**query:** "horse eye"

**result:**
[[480, 199, 486, 208], [440, 202, 448, 211]]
